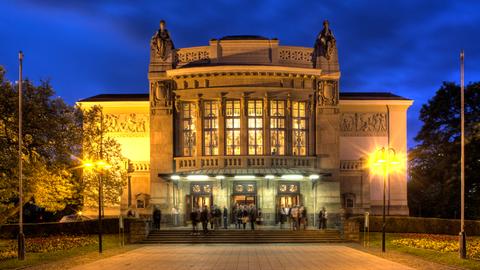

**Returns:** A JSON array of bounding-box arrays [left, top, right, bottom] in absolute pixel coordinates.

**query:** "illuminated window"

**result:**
[[203, 101, 218, 155], [270, 100, 285, 155], [225, 100, 241, 155], [248, 100, 263, 155], [182, 102, 196, 156], [292, 101, 307, 156]]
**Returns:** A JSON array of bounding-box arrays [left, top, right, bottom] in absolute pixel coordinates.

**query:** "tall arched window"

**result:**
[[203, 101, 218, 155], [292, 101, 307, 156], [270, 100, 285, 155], [248, 100, 263, 155], [225, 100, 241, 155], [182, 102, 196, 156]]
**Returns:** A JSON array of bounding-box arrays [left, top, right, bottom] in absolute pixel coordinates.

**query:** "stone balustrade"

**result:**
[[278, 46, 314, 68], [175, 46, 210, 67], [132, 161, 150, 172], [173, 46, 314, 68], [339, 160, 364, 171], [174, 155, 317, 172]]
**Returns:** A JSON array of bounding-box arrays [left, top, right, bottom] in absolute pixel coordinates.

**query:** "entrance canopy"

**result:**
[[160, 168, 331, 181]]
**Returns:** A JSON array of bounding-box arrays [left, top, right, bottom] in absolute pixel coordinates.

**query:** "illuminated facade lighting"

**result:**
[[281, 174, 304, 180], [215, 175, 225, 180], [186, 175, 209, 181], [265, 175, 275, 179], [170, 175, 181, 180], [234, 175, 255, 180], [309, 174, 320, 180]]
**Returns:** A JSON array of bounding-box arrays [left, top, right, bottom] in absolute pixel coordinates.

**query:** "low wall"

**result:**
[[0, 218, 146, 239], [348, 216, 480, 236]]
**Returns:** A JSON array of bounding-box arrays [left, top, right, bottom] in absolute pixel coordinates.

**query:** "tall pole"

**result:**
[[382, 162, 386, 253], [459, 49, 466, 259], [98, 110, 104, 254], [18, 51, 25, 260]]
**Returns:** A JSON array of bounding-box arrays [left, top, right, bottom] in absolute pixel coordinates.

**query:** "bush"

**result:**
[[0, 218, 140, 239], [391, 233, 480, 260], [0, 235, 96, 261], [349, 216, 480, 235]]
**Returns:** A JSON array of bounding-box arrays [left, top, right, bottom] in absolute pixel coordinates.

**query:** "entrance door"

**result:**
[[276, 195, 301, 223], [186, 194, 213, 221], [231, 195, 256, 206], [193, 195, 212, 208]]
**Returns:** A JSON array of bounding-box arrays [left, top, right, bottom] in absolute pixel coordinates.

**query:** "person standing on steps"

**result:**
[[200, 205, 209, 234], [153, 207, 161, 230], [190, 207, 199, 235], [223, 206, 228, 229], [249, 204, 257, 231]]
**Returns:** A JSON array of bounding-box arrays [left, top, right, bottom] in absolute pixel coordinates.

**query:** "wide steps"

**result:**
[[142, 229, 344, 244]]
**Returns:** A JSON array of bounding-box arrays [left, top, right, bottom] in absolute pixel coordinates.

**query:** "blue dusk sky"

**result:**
[[0, 0, 479, 148]]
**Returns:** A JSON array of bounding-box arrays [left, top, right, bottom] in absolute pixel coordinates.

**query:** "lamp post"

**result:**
[[17, 51, 25, 260], [83, 160, 111, 254], [374, 147, 399, 253], [459, 49, 467, 259]]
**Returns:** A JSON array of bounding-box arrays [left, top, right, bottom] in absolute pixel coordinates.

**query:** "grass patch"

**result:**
[[0, 234, 140, 270], [358, 232, 480, 270]]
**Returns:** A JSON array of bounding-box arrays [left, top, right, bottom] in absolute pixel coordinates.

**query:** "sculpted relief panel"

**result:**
[[318, 80, 338, 106], [340, 112, 387, 136], [105, 113, 149, 137]]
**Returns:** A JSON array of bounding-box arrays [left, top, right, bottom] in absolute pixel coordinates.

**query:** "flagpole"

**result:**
[[459, 49, 466, 259]]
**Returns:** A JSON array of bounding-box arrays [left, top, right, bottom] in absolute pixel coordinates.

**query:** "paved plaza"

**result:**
[[70, 244, 413, 270]]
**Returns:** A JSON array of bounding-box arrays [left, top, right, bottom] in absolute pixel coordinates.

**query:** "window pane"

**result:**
[[225, 100, 240, 155], [203, 101, 218, 156]]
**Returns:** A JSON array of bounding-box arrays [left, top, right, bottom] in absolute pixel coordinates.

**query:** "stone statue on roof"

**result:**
[[314, 20, 336, 60], [151, 20, 174, 60]]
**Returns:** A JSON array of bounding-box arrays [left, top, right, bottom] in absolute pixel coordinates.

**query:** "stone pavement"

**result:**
[[69, 244, 414, 270]]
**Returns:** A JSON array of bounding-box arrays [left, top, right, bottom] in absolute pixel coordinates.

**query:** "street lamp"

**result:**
[[373, 147, 399, 253], [17, 51, 25, 261], [83, 160, 112, 254]]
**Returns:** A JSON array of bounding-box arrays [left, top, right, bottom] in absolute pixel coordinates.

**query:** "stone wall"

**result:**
[[343, 219, 360, 242]]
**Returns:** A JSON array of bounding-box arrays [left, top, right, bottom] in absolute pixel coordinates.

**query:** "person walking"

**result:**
[[153, 207, 161, 230], [249, 205, 257, 231], [279, 206, 286, 229], [300, 205, 307, 230], [236, 205, 243, 229], [209, 206, 215, 230], [290, 205, 299, 231], [323, 207, 328, 229], [190, 207, 199, 235], [241, 206, 249, 230], [223, 206, 228, 229], [200, 205, 209, 234]]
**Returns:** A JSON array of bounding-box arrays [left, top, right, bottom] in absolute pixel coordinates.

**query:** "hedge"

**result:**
[[349, 216, 480, 235], [0, 218, 142, 239]]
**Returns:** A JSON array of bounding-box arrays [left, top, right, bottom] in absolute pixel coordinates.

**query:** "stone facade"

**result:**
[[78, 21, 413, 225]]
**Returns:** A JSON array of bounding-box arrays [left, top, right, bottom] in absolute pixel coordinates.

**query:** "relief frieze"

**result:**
[[104, 113, 149, 137], [340, 112, 387, 136]]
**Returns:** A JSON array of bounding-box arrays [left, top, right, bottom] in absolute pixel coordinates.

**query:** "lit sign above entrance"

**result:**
[[191, 182, 212, 195], [278, 182, 300, 194], [233, 182, 256, 194]]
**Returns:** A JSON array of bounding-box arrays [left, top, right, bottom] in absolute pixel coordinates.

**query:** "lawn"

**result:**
[[357, 232, 480, 270], [0, 234, 140, 270]]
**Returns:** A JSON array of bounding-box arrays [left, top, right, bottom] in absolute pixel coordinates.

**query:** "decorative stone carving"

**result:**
[[176, 47, 210, 65], [104, 113, 149, 137], [151, 80, 174, 115], [340, 112, 388, 136], [314, 20, 336, 60], [318, 80, 338, 106], [279, 47, 313, 62], [150, 20, 174, 61]]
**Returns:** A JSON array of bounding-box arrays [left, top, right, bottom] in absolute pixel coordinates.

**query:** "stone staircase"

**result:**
[[142, 229, 344, 244]]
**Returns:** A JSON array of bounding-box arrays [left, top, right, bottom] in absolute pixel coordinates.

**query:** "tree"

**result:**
[[80, 106, 127, 209], [409, 82, 480, 219], [0, 67, 82, 223]]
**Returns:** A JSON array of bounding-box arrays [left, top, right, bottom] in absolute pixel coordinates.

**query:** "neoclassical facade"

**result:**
[[79, 21, 413, 225]]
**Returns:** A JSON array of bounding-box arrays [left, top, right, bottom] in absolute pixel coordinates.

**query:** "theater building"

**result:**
[[78, 21, 413, 226]]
